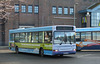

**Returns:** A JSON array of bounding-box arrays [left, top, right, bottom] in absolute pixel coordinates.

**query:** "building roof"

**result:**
[[79, 3, 100, 13], [87, 3, 100, 9]]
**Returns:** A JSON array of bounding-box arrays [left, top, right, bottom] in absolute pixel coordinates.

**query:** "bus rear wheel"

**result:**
[[39, 48, 44, 57], [15, 47, 19, 54]]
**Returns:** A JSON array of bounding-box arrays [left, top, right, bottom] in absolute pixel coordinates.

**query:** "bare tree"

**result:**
[[0, 0, 26, 45], [0, 0, 14, 24], [0, 0, 26, 24]]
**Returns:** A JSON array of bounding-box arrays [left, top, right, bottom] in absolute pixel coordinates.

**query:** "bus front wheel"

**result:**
[[15, 46, 19, 54], [39, 48, 44, 57]]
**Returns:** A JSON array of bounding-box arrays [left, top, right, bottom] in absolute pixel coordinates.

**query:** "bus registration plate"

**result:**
[[63, 52, 68, 54]]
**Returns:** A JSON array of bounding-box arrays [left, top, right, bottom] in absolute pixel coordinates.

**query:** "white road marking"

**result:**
[[77, 54, 92, 58]]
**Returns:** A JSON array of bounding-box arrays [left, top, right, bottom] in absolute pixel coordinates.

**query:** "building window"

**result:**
[[91, 12, 100, 27], [70, 7, 74, 14], [34, 5, 39, 14], [21, 5, 26, 13], [64, 7, 68, 14], [52, 6, 56, 14], [28, 5, 32, 13], [15, 4, 19, 13], [58, 7, 62, 15]]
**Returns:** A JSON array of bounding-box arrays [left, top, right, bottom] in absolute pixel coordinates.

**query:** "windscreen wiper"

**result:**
[[60, 41, 63, 45]]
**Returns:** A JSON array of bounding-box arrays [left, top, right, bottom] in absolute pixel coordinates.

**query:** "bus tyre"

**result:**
[[40, 48, 44, 57], [15, 47, 19, 54]]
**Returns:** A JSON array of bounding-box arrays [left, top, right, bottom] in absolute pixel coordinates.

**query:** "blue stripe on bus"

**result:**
[[44, 50, 53, 55], [18, 48, 39, 54], [9, 47, 76, 55], [19, 48, 53, 55], [76, 27, 100, 32]]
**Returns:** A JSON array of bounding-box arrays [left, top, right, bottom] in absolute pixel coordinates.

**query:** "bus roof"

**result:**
[[76, 27, 100, 32], [9, 25, 74, 33]]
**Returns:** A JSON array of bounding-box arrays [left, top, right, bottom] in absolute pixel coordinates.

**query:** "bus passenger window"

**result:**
[[93, 32, 100, 40], [76, 33, 81, 42], [81, 32, 86, 41], [44, 31, 52, 43], [20, 33, 26, 42], [26, 33, 32, 43], [33, 32, 38, 43], [39, 32, 43, 43], [15, 33, 19, 42], [10, 33, 14, 42]]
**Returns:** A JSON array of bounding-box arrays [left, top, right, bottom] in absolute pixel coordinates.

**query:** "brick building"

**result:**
[[1, 0, 100, 45]]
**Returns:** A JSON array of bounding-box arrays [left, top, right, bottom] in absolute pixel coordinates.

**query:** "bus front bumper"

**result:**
[[52, 51, 76, 55]]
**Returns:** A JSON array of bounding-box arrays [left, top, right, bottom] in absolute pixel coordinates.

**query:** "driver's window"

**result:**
[[44, 31, 52, 43]]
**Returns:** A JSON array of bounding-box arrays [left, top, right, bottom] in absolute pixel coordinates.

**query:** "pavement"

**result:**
[[0, 46, 9, 49]]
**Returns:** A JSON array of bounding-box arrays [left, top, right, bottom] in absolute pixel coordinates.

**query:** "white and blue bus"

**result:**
[[9, 25, 76, 56], [76, 27, 100, 51]]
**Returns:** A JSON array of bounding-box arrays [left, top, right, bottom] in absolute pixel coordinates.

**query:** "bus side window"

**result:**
[[15, 33, 19, 42], [44, 31, 52, 43], [76, 33, 81, 42], [20, 33, 26, 42], [10, 33, 14, 42], [39, 32, 43, 43]]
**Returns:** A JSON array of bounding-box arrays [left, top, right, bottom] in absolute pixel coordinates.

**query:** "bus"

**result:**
[[76, 27, 100, 51], [9, 25, 76, 56]]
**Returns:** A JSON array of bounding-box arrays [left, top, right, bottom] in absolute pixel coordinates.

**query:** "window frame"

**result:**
[[64, 7, 68, 15], [52, 6, 57, 14], [34, 5, 39, 14], [28, 5, 33, 13], [21, 4, 26, 13], [70, 7, 74, 15], [15, 4, 19, 13], [58, 6, 63, 15]]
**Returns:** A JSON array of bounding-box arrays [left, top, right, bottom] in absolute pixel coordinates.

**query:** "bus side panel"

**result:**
[[76, 41, 100, 50], [9, 42, 15, 51], [18, 48, 39, 54], [43, 43, 53, 55], [13, 42, 53, 55], [15, 43, 43, 48], [14, 43, 43, 54]]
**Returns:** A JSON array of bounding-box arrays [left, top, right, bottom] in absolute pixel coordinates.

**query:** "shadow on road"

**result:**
[[0, 51, 75, 59]]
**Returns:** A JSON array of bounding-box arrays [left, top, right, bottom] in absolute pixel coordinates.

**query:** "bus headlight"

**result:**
[[73, 49, 76, 51], [53, 50, 59, 52]]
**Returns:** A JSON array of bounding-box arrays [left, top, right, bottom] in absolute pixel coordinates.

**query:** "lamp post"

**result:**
[[74, 3, 78, 26]]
